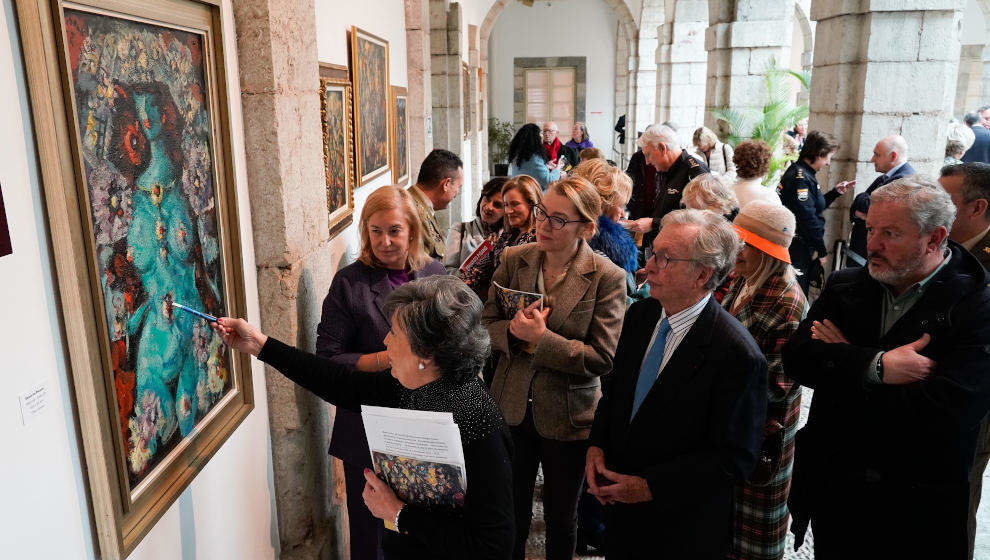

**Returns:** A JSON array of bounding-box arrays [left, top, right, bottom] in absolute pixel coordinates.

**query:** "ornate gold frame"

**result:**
[[389, 85, 409, 186], [319, 62, 355, 237], [12, 0, 252, 557], [349, 26, 391, 186]]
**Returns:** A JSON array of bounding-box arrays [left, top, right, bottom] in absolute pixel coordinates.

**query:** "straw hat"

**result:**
[[733, 201, 795, 264]]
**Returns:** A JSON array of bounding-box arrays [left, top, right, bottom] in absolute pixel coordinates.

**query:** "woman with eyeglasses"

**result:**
[[482, 176, 627, 560], [462, 176, 543, 301]]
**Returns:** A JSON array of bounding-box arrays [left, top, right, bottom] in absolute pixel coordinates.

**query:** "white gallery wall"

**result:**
[[0, 1, 278, 558], [488, 0, 619, 157]]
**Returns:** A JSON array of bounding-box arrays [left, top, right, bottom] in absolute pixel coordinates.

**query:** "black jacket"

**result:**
[[651, 149, 709, 229], [625, 150, 652, 220], [778, 159, 827, 257], [783, 242, 990, 554], [589, 296, 767, 558], [847, 162, 917, 260], [260, 338, 514, 560], [962, 125, 990, 164]]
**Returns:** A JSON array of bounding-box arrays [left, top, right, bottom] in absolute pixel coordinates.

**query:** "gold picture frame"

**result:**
[[319, 62, 355, 237], [13, 0, 252, 557], [389, 85, 409, 186], [349, 26, 391, 186]]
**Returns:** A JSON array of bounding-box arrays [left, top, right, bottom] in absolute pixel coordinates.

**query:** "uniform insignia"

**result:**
[[796, 169, 804, 179], [984, 246, 990, 255], [667, 188, 678, 195], [689, 159, 699, 168], [797, 188, 809, 201]]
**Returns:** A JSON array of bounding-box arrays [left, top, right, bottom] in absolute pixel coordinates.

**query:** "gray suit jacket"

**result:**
[[482, 241, 626, 441]]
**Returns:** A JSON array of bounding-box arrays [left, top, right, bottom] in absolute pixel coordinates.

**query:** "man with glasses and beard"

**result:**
[[783, 177, 990, 559]]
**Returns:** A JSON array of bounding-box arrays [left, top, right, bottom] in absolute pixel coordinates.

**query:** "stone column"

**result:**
[[233, 0, 340, 558], [704, 0, 793, 137], [808, 0, 964, 250], [429, 0, 464, 229], [405, 0, 434, 182], [633, 0, 663, 134], [981, 44, 990, 107], [469, 24, 482, 194], [655, 0, 708, 147], [614, 25, 632, 164]]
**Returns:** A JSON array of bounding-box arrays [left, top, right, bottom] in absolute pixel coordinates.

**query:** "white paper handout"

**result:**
[[361, 405, 467, 530]]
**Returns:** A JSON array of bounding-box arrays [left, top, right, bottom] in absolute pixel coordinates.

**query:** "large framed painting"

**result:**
[[389, 86, 409, 186], [319, 62, 355, 237], [13, 0, 252, 557], [0, 183, 11, 257], [350, 26, 390, 186], [462, 62, 470, 139]]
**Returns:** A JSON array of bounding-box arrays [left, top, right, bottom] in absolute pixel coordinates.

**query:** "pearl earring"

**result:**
[[418, 362, 426, 370]]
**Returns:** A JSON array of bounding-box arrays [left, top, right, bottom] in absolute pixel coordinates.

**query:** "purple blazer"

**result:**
[[316, 258, 447, 465]]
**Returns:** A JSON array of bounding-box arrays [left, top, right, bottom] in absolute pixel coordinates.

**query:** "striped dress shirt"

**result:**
[[640, 293, 711, 379]]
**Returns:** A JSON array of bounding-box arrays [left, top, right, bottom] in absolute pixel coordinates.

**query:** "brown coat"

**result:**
[[482, 241, 626, 441]]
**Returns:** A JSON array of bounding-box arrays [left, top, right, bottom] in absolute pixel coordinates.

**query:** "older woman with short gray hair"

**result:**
[[214, 275, 513, 560], [681, 173, 740, 222]]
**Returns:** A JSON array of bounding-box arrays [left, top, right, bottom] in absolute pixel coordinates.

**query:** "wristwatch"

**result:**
[[876, 352, 886, 383]]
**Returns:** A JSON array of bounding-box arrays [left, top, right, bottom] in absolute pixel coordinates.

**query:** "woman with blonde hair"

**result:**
[[721, 201, 807, 560], [571, 158, 638, 290], [692, 126, 736, 179], [315, 185, 446, 560], [483, 176, 626, 560], [462, 175, 543, 301], [681, 172, 739, 221]]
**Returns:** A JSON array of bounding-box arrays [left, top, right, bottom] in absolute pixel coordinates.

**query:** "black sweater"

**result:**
[[258, 337, 514, 560]]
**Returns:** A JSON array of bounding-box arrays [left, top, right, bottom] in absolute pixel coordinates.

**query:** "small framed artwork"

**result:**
[[350, 26, 391, 185], [0, 183, 11, 257], [14, 0, 253, 556], [463, 62, 470, 139], [389, 86, 409, 186], [319, 63, 355, 237]]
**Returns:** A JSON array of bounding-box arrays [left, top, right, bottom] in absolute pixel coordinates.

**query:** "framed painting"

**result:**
[[462, 62, 470, 139], [13, 0, 252, 557], [319, 62, 355, 237], [350, 26, 390, 186], [0, 183, 10, 257], [389, 86, 409, 186]]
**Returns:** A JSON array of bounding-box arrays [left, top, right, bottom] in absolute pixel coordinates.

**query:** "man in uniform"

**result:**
[[407, 149, 463, 260], [939, 162, 990, 560], [778, 130, 841, 294], [624, 124, 708, 248]]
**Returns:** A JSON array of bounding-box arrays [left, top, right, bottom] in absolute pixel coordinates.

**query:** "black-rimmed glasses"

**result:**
[[534, 204, 590, 231], [648, 253, 696, 270]]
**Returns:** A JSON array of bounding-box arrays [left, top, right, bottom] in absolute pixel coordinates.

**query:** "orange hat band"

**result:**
[[734, 224, 792, 264]]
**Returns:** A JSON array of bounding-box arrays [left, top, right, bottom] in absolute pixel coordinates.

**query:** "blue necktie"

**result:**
[[631, 317, 671, 420]]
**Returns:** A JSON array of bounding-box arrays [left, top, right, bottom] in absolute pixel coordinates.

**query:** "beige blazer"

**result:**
[[482, 240, 626, 441], [408, 184, 446, 259]]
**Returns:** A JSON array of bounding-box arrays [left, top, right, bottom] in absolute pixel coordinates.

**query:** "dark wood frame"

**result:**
[[389, 85, 409, 186]]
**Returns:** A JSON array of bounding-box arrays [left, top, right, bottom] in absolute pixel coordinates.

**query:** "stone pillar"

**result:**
[[233, 0, 339, 558], [808, 0, 964, 250], [405, 0, 434, 182], [469, 24, 482, 195], [655, 0, 708, 147], [614, 25, 631, 164], [429, 0, 465, 229], [704, 0, 794, 137], [980, 44, 990, 107], [633, 0, 663, 135]]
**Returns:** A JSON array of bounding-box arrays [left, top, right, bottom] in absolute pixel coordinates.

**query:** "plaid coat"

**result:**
[[721, 274, 807, 560]]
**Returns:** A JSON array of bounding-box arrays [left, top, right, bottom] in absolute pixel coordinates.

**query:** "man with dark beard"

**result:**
[[782, 176, 990, 559]]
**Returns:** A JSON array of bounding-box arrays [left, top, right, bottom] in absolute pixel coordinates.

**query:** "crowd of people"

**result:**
[[211, 112, 990, 560]]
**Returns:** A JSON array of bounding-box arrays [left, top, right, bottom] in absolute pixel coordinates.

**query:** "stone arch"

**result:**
[[794, 0, 813, 69], [955, 0, 990, 116], [480, 0, 640, 163]]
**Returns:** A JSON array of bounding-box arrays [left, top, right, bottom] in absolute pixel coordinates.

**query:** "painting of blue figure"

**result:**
[[64, 7, 231, 488]]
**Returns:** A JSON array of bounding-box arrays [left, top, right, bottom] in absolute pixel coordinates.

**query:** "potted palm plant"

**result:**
[[711, 59, 810, 186], [488, 117, 515, 176]]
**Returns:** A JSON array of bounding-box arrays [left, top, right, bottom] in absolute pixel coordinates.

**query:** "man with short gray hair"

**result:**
[[847, 135, 916, 262], [625, 125, 709, 246], [963, 111, 990, 163], [587, 209, 767, 558], [783, 177, 990, 558]]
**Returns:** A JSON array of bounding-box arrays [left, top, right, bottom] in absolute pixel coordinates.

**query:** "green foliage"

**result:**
[[488, 118, 515, 164], [710, 59, 811, 186]]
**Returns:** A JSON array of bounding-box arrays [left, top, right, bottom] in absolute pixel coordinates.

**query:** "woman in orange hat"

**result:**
[[722, 200, 808, 560]]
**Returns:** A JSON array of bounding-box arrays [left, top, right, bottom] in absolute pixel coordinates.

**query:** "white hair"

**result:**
[[871, 176, 956, 249], [638, 124, 679, 151], [659, 209, 741, 290]]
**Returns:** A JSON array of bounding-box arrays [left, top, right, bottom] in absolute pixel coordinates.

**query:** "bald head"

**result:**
[[872, 135, 908, 173]]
